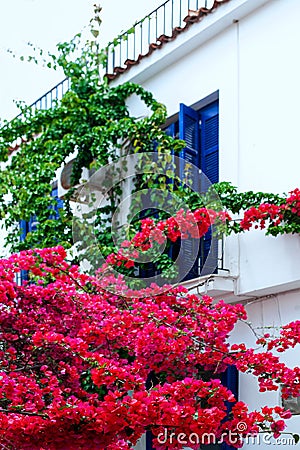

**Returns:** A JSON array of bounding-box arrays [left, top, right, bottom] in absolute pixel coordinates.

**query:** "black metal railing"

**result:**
[[187, 234, 227, 280], [16, 77, 70, 120], [105, 0, 210, 75], [11, 0, 213, 121]]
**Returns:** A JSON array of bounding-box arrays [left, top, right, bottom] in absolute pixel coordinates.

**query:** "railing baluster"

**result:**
[[13, 77, 70, 121], [106, 46, 109, 73], [148, 16, 151, 47], [179, 0, 182, 26], [12, 0, 210, 122]]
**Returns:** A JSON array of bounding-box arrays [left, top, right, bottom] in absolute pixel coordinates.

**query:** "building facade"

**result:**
[[2, 0, 300, 448]]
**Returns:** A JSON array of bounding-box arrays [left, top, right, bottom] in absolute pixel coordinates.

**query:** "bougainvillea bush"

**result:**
[[105, 187, 300, 273], [0, 243, 300, 450]]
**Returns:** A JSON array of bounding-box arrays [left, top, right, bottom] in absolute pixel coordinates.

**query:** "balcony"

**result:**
[[104, 0, 218, 80], [10, 0, 227, 121], [15, 78, 70, 121]]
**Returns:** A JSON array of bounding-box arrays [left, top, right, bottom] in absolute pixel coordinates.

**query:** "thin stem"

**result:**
[[0, 408, 48, 419]]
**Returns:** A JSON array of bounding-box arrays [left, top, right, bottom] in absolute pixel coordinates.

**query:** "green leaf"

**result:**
[[166, 170, 174, 178], [91, 29, 99, 38]]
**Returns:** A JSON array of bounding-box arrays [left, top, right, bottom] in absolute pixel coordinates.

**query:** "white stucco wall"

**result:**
[[237, 0, 300, 192], [110, 0, 300, 297], [231, 289, 300, 448]]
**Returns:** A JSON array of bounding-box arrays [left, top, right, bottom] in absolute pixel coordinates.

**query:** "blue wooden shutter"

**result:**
[[179, 103, 200, 281], [202, 366, 239, 450], [18, 185, 63, 284], [50, 185, 63, 219], [200, 102, 219, 275], [19, 216, 37, 283], [19, 217, 36, 283], [221, 365, 239, 408], [200, 101, 219, 186], [19, 220, 29, 283], [29, 216, 38, 232], [19, 215, 37, 284], [20, 220, 28, 242], [165, 122, 176, 138], [179, 103, 199, 184], [221, 365, 239, 450]]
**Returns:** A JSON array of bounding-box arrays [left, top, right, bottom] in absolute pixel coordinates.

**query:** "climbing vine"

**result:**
[[0, 8, 184, 260], [0, 5, 300, 277], [213, 182, 300, 236]]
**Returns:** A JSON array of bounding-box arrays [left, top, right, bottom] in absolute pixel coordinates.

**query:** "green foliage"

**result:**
[[1, 7, 300, 274], [80, 370, 108, 400], [0, 18, 186, 260], [212, 182, 285, 213], [212, 182, 300, 236]]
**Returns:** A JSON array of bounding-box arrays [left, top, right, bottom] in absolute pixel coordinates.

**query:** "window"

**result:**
[[167, 99, 219, 281], [18, 183, 63, 284], [18, 216, 38, 284], [137, 97, 219, 283]]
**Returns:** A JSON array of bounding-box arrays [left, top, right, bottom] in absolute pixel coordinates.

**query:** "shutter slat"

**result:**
[[200, 102, 219, 275], [179, 103, 199, 188], [201, 102, 219, 186], [179, 103, 200, 281]]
